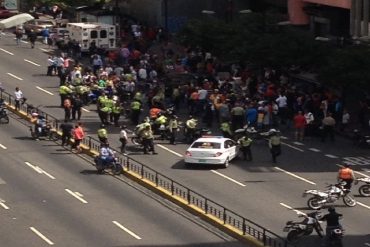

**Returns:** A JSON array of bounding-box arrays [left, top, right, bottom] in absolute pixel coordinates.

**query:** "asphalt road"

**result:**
[[0, 32, 369, 247]]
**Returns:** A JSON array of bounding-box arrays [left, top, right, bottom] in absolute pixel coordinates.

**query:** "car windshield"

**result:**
[[191, 142, 221, 149]]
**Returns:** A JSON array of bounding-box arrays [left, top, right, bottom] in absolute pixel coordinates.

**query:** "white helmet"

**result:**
[[31, 112, 38, 117]]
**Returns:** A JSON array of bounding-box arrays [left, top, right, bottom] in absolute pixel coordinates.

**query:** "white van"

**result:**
[[66, 23, 116, 52]]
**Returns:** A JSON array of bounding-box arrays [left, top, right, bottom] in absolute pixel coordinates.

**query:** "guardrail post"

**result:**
[[205, 199, 208, 214], [141, 165, 144, 179], [126, 158, 130, 171], [263, 229, 266, 246], [242, 219, 246, 235], [171, 180, 174, 195], [155, 173, 158, 186], [223, 208, 226, 224], [187, 189, 190, 204], [88, 136, 92, 150]]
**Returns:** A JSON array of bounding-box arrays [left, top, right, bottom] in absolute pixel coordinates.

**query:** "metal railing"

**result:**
[[1, 90, 292, 247]]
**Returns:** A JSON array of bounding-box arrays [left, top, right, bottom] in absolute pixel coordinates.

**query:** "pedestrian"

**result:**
[[97, 124, 108, 144], [238, 132, 253, 161], [337, 164, 355, 190], [63, 97, 72, 121], [168, 115, 178, 145], [28, 29, 37, 49], [321, 112, 336, 142], [340, 109, 350, 131], [71, 94, 83, 120], [230, 103, 245, 131], [41, 27, 49, 45], [293, 111, 306, 141], [47, 56, 55, 76], [14, 87, 24, 111], [111, 101, 123, 127], [119, 125, 128, 153], [72, 122, 85, 153], [60, 119, 73, 146], [130, 99, 142, 125], [14, 28, 23, 45], [141, 125, 157, 155], [321, 207, 343, 246], [268, 129, 281, 163], [304, 109, 314, 136]]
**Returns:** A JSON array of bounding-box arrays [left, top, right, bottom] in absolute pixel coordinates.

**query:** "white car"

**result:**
[[184, 136, 239, 168]]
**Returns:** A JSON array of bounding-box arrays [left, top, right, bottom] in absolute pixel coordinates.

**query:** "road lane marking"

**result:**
[[0, 199, 9, 209], [25, 162, 56, 179], [0, 48, 14, 55], [365, 243, 370, 246], [81, 107, 90, 112], [36, 86, 54, 95], [7, 73, 23, 80], [0, 144, 7, 149], [357, 202, 370, 210], [39, 48, 50, 52], [21, 40, 28, 44], [279, 203, 306, 216], [309, 148, 321, 152], [293, 142, 304, 146], [112, 221, 142, 239], [65, 189, 88, 204], [325, 154, 338, 159], [335, 164, 370, 178], [24, 59, 41, 66], [274, 167, 316, 185], [281, 142, 304, 152], [210, 170, 246, 187], [156, 144, 183, 157], [30, 227, 54, 245]]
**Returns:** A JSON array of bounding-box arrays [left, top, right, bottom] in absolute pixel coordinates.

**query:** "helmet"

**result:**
[[100, 124, 105, 128], [328, 206, 336, 213], [269, 129, 277, 133], [121, 125, 127, 129], [31, 112, 38, 117]]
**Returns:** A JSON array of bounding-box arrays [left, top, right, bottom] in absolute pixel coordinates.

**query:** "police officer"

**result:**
[[268, 129, 281, 163], [59, 83, 73, 107], [321, 207, 343, 245], [141, 125, 157, 155], [238, 132, 253, 161], [168, 115, 178, 145], [185, 115, 198, 143], [111, 101, 122, 127], [337, 164, 355, 190], [220, 121, 232, 138], [60, 119, 73, 147], [97, 124, 108, 144], [230, 103, 245, 131], [130, 99, 142, 125]]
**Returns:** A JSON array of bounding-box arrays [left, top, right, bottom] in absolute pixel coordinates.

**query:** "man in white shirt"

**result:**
[[276, 93, 288, 124], [119, 125, 128, 154], [14, 87, 24, 111]]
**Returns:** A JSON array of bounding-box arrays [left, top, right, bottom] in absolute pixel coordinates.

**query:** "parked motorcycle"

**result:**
[[283, 211, 324, 243], [94, 156, 123, 175], [303, 183, 356, 210], [0, 107, 9, 124], [29, 124, 59, 141], [355, 177, 370, 197]]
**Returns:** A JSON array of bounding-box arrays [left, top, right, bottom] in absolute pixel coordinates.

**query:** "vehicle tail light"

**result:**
[[214, 152, 223, 157], [185, 151, 192, 156]]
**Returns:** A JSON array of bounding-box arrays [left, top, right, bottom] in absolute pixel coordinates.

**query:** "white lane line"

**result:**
[[325, 154, 338, 159], [335, 164, 370, 178], [309, 148, 321, 152], [65, 189, 88, 204], [357, 202, 370, 210], [24, 59, 41, 66], [0, 144, 7, 149], [39, 48, 50, 52], [112, 221, 142, 239], [29, 227, 54, 245], [210, 170, 246, 187], [81, 107, 90, 112], [156, 144, 183, 157], [36, 86, 54, 95], [293, 141, 304, 146], [279, 202, 306, 216], [274, 167, 316, 185], [7, 73, 23, 80], [281, 142, 304, 152], [0, 199, 9, 209], [21, 40, 28, 44], [0, 48, 14, 55], [364, 243, 370, 246], [24, 162, 56, 179]]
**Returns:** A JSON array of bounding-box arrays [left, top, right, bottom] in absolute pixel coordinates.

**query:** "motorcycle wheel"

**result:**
[[307, 197, 323, 210], [359, 185, 370, 197], [0, 116, 9, 124], [342, 195, 357, 207], [114, 164, 123, 175], [131, 137, 141, 146], [287, 230, 301, 243], [49, 131, 59, 141]]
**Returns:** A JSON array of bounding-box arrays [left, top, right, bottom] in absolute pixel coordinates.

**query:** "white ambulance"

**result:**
[[66, 23, 116, 52]]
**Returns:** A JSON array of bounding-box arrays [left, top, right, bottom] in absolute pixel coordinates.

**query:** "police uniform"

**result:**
[[97, 127, 108, 144], [269, 131, 281, 163], [130, 100, 141, 125], [168, 117, 178, 144], [238, 135, 253, 161]]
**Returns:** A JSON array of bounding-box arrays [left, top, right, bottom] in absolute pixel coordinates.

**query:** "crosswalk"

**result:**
[[342, 156, 370, 166]]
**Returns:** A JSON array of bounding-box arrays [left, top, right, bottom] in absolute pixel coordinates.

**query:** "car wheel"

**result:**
[[184, 162, 192, 169], [223, 157, 229, 168]]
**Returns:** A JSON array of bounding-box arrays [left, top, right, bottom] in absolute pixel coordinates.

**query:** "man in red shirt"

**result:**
[[293, 111, 306, 141]]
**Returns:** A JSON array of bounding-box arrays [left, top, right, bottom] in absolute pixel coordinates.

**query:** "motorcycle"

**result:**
[[29, 124, 59, 141], [94, 155, 123, 175], [303, 182, 356, 210], [355, 177, 370, 197], [0, 107, 9, 124], [283, 211, 324, 243], [131, 133, 143, 146], [326, 227, 344, 247]]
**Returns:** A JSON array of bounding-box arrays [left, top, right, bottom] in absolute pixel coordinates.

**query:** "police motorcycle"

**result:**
[[0, 100, 9, 124], [29, 113, 59, 141], [94, 152, 123, 175], [283, 211, 324, 243], [355, 177, 370, 197], [303, 182, 356, 210]]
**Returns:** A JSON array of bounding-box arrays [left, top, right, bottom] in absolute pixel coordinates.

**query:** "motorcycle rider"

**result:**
[[97, 124, 108, 144], [154, 112, 167, 133], [135, 117, 151, 141], [99, 142, 115, 167], [141, 125, 157, 155], [238, 131, 253, 161], [185, 115, 198, 143], [220, 121, 232, 138], [35, 114, 47, 139], [168, 115, 178, 145], [321, 207, 343, 245], [338, 164, 355, 190]]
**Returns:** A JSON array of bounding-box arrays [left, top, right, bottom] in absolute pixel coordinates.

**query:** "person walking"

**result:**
[[119, 125, 128, 154], [28, 29, 37, 49], [268, 129, 281, 163], [97, 124, 108, 144], [72, 122, 85, 153], [14, 28, 23, 45], [238, 132, 253, 161], [60, 119, 73, 146], [321, 112, 336, 142], [130, 99, 142, 125], [71, 94, 83, 121], [63, 97, 72, 121], [14, 87, 24, 111], [293, 111, 306, 141], [337, 164, 355, 190], [111, 101, 123, 127]]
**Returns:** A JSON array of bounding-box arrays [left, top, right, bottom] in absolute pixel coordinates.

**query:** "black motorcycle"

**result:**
[[0, 107, 9, 124], [29, 124, 59, 141], [94, 156, 123, 175]]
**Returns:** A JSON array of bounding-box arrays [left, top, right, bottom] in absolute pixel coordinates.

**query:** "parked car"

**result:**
[[23, 19, 56, 34], [0, 8, 17, 19], [184, 136, 240, 168]]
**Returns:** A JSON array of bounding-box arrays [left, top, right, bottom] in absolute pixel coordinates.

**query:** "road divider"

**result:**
[[24, 162, 56, 180], [65, 189, 88, 204], [0, 143, 7, 149], [36, 86, 54, 95], [6, 72, 23, 80], [112, 221, 142, 239], [211, 170, 246, 187], [0, 48, 14, 55], [156, 144, 183, 157], [24, 59, 41, 67], [274, 167, 316, 185], [30, 227, 54, 245], [279, 202, 305, 216]]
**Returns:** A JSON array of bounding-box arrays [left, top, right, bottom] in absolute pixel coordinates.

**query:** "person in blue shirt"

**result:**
[[246, 104, 257, 127], [99, 143, 115, 165]]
